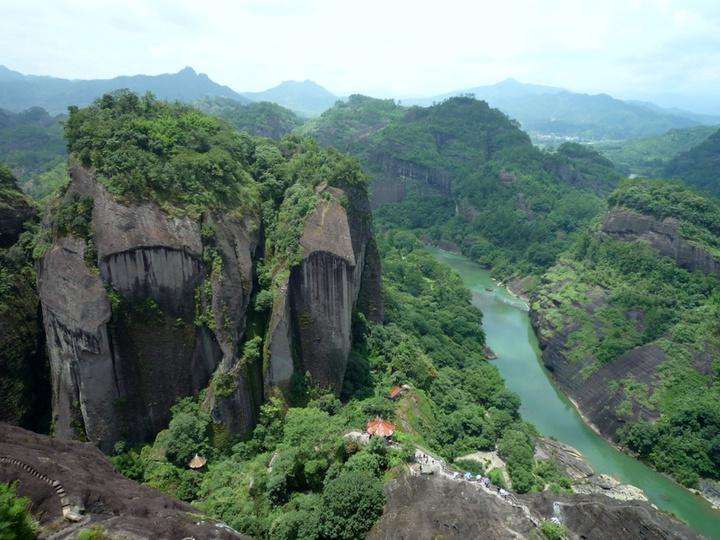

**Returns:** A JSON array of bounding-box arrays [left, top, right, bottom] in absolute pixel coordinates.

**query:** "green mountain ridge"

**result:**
[[664, 128, 720, 197], [195, 96, 303, 139], [305, 94, 621, 277], [593, 125, 719, 177], [406, 79, 718, 142]]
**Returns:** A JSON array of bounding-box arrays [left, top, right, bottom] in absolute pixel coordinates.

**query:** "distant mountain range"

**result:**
[[0, 66, 249, 114], [241, 80, 338, 118], [2, 66, 719, 142], [0, 65, 339, 119], [405, 79, 720, 141]]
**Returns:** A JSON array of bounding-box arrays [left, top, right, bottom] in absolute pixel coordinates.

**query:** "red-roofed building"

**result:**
[[389, 386, 403, 400], [366, 417, 396, 438]]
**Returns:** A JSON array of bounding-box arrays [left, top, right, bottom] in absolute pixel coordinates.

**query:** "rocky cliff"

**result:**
[[369, 472, 698, 540], [38, 161, 261, 451], [368, 151, 453, 207], [0, 422, 247, 539], [531, 299, 665, 440], [530, 180, 720, 493], [601, 207, 720, 277], [265, 183, 383, 395]]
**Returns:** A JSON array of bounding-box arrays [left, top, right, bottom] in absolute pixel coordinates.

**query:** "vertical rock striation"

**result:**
[[38, 163, 261, 450], [265, 184, 383, 395]]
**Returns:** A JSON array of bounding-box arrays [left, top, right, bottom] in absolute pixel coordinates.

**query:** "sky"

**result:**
[[1, 0, 719, 113]]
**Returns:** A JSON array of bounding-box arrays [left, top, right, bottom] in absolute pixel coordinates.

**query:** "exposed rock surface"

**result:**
[[0, 423, 247, 539], [531, 297, 665, 440], [535, 438, 647, 502], [602, 207, 720, 277], [38, 162, 261, 450], [369, 472, 697, 540], [0, 186, 35, 248], [265, 184, 383, 394], [368, 152, 453, 208]]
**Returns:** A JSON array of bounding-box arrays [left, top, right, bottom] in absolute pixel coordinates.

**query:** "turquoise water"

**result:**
[[430, 247, 720, 539]]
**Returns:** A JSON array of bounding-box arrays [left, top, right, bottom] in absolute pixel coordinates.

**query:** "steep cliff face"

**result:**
[[265, 184, 383, 395], [368, 152, 453, 207], [601, 207, 720, 277], [38, 163, 261, 450], [0, 166, 50, 429], [531, 180, 720, 491], [531, 301, 664, 439]]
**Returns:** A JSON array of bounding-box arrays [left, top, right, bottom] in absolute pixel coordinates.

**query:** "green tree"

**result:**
[[0, 482, 36, 540]]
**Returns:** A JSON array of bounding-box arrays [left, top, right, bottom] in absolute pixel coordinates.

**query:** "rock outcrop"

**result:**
[[368, 152, 453, 208], [369, 472, 698, 540], [38, 162, 261, 450], [0, 189, 35, 248], [0, 423, 247, 539], [265, 184, 383, 395], [601, 207, 720, 277], [531, 298, 665, 439]]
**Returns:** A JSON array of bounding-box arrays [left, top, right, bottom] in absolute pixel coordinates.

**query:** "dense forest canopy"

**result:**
[[305, 95, 621, 277]]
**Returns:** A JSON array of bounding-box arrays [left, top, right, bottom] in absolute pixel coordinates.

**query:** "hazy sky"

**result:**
[[2, 0, 719, 111]]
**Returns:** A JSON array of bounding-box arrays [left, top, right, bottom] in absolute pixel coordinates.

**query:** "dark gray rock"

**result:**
[[265, 184, 383, 395], [602, 207, 720, 277], [0, 423, 247, 539], [38, 164, 262, 450], [369, 473, 698, 540]]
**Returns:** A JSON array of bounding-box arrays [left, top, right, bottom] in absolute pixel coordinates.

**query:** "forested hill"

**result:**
[[196, 96, 303, 139], [532, 179, 720, 489], [0, 65, 247, 114], [405, 78, 715, 142], [594, 125, 718, 177], [306, 95, 621, 277], [0, 107, 67, 199], [664, 128, 720, 197]]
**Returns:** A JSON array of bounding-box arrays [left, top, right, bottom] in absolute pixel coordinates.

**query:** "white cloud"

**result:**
[[0, 0, 718, 107]]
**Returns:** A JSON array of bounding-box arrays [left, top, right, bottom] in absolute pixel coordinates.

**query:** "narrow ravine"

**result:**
[[429, 247, 720, 540]]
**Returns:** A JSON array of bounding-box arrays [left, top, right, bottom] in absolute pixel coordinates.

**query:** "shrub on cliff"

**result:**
[[164, 398, 213, 468], [65, 91, 259, 213]]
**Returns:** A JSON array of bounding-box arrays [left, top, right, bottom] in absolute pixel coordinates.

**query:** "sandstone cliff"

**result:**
[[264, 183, 383, 395], [38, 161, 261, 450], [531, 200, 720, 444], [601, 207, 720, 277]]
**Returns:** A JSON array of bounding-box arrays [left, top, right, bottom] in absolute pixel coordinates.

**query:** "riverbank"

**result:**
[[428, 246, 720, 539]]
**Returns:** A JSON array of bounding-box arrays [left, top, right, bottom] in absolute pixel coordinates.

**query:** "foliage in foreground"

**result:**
[[0, 482, 36, 540]]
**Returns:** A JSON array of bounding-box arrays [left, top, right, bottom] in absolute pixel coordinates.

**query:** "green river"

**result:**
[[430, 247, 720, 539]]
